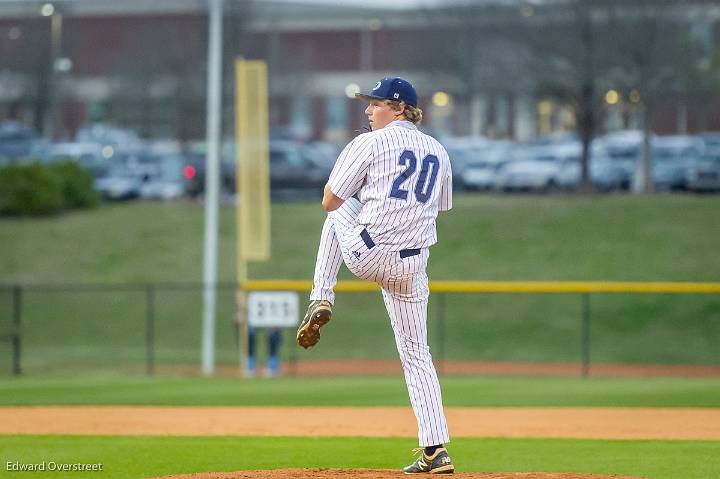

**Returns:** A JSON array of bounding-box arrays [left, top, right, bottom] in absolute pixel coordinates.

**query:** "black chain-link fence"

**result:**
[[1, 283, 719, 376]]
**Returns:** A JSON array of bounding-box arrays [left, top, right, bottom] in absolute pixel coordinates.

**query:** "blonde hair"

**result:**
[[384, 100, 423, 125]]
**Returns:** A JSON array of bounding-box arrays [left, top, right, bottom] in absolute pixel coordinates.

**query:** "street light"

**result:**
[[432, 91, 450, 107], [344, 83, 361, 99], [40, 3, 63, 137], [40, 3, 55, 17], [54, 57, 72, 73], [605, 90, 620, 105]]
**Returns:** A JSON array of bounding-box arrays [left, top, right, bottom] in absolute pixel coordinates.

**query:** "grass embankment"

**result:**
[[1, 195, 718, 372], [2, 194, 719, 282]]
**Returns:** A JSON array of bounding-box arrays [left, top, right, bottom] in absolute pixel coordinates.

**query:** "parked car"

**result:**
[[597, 130, 645, 179], [493, 156, 560, 192], [443, 136, 498, 190], [183, 140, 332, 196], [493, 143, 578, 192], [460, 142, 513, 191], [686, 149, 720, 192], [651, 135, 704, 191], [138, 153, 186, 200], [182, 151, 207, 197], [556, 155, 630, 192], [303, 141, 339, 172], [94, 165, 143, 200], [269, 140, 328, 190], [462, 160, 504, 191], [445, 147, 475, 189], [181, 141, 237, 196], [0, 121, 44, 163], [696, 132, 720, 151], [75, 122, 144, 152]]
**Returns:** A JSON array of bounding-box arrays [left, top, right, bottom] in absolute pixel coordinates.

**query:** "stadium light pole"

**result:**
[[201, 0, 224, 376]]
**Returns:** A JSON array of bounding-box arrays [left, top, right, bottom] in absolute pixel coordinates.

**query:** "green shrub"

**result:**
[[0, 163, 64, 216], [50, 161, 100, 209]]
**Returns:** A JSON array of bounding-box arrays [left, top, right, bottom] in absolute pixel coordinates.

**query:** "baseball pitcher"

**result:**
[[296, 77, 454, 474]]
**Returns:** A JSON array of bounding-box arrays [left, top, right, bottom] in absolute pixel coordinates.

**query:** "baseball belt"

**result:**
[[360, 228, 421, 258]]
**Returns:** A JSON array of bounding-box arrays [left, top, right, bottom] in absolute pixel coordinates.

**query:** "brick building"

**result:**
[[0, 0, 718, 144]]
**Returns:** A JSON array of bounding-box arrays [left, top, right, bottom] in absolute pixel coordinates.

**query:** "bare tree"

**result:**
[[521, 0, 611, 192], [1, 18, 55, 135], [427, 4, 536, 139], [604, 0, 688, 192], [672, 28, 720, 132]]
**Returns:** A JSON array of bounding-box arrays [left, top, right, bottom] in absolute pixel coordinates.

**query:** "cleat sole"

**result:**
[[296, 309, 331, 349], [430, 465, 454, 474]]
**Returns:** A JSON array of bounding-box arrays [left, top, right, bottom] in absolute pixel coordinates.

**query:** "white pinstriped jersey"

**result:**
[[327, 120, 452, 250]]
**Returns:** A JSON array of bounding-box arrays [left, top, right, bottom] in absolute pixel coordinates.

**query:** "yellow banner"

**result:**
[[235, 58, 270, 268]]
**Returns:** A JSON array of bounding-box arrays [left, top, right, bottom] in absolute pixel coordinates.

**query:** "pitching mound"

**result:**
[[152, 468, 645, 479]]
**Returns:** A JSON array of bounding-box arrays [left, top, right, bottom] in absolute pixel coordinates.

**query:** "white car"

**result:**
[[596, 130, 646, 179], [449, 140, 513, 190], [493, 157, 560, 192], [652, 135, 704, 191], [686, 149, 720, 192], [462, 160, 507, 190], [95, 166, 142, 200], [556, 156, 630, 191], [493, 143, 578, 192]]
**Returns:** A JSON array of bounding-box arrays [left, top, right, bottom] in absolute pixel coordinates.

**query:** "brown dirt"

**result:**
[[8, 357, 714, 479], [2, 406, 718, 440], [151, 468, 646, 479]]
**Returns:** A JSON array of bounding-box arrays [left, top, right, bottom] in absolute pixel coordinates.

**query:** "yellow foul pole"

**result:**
[[235, 58, 270, 375]]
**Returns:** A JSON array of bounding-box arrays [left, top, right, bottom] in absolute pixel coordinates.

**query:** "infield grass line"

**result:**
[[1, 375, 720, 407]]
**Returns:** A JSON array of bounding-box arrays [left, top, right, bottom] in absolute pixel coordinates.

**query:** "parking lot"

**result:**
[[2, 121, 719, 200]]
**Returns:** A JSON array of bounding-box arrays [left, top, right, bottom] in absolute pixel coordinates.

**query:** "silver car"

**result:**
[[652, 136, 704, 191], [493, 144, 576, 192], [556, 155, 630, 191], [686, 150, 720, 192], [138, 153, 186, 200], [95, 165, 143, 200], [459, 142, 514, 191]]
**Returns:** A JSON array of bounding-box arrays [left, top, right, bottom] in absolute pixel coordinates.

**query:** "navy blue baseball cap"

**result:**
[[355, 77, 418, 107]]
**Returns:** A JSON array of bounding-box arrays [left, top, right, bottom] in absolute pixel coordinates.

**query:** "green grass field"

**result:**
[[3, 435, 719, 479], [2, 194, 720, 283], [1, 185, 719, 478], [2, 375, 720, 407], [1, 194, 719, 373], [1, 376, 719, 478]]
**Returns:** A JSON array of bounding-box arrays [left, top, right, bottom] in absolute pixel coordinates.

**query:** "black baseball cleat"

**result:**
[[296, 300, 332, 349], [403, 447, 454, 474]]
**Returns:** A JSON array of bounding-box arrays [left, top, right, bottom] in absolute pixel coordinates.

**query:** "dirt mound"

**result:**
[[151, 468, 646, 479]]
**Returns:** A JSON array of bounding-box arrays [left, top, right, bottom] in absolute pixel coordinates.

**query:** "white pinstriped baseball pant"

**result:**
[[310, 198, 450, 447]]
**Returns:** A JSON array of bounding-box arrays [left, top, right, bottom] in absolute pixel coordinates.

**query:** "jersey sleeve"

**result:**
[[438, 162, 453, 212], [327, 134, 374, 200]]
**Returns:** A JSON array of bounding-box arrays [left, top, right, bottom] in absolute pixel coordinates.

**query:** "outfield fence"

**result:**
[[1, 281, 719, 377]]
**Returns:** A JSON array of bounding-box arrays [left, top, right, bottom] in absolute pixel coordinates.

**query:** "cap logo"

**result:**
[[373, 81, 382, 90], [393, 93, 400, 99]]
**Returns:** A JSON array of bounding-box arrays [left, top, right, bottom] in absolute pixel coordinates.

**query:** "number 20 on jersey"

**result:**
[[389, 150, 440, 204]]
